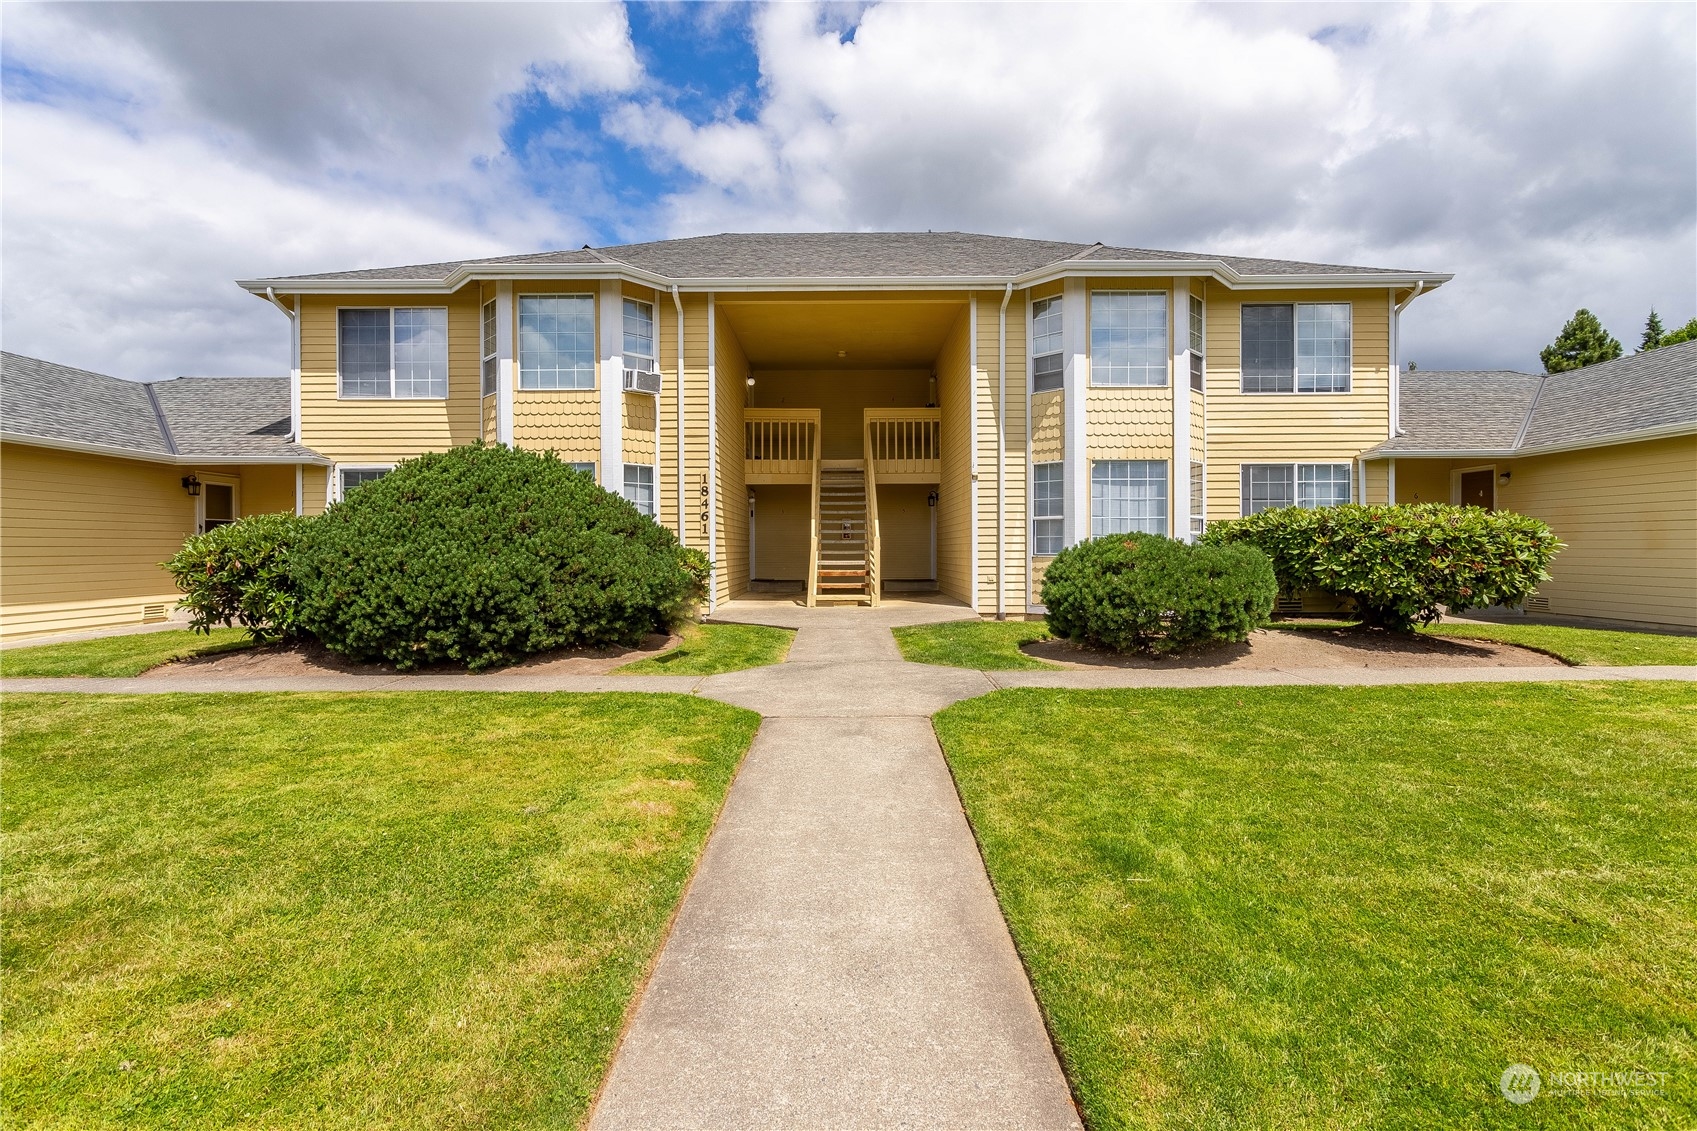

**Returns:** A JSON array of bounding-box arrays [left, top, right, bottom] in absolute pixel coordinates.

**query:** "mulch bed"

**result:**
[[1022, 626, 1565, 670], [139, 633, 680, 679]]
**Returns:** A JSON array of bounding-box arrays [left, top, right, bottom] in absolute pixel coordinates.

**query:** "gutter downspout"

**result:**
[[1390, 280, 1425, 439], [996, 283, 1013, 620], [672, 285, 686, 544], [266, 287, 304, 515]]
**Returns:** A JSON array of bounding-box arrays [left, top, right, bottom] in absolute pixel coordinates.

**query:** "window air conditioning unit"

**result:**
[[623, 367, 662, 395]]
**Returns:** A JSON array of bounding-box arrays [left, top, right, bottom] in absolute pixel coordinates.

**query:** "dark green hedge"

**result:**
[[163, 512, 307, 641], [290, 444, 702, 670], [1041, 533, 1277, 655], [1201, 503, 1562, 631]]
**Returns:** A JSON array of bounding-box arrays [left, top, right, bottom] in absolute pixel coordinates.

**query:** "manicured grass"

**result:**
[[0, 628, 255, 678], [936, 683, 1697, 1130], [1422, 622, 1697, 666], [2, 692, 759, 1129], [892, 619, 1057, 670], [616, 621, 794, 674]]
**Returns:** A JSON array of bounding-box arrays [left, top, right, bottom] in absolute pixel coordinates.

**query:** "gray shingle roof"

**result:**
[[1370, 341, 1697, 455], [1, 351, 324, 463], [259, 231, 1426, 284]]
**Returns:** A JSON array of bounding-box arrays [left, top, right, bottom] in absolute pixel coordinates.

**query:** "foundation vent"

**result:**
[[1276, 595, 1305, 613], [142, 603, 169, 623], [1524, 596, 1551, 614]]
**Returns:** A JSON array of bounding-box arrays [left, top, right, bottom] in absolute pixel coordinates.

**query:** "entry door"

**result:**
[[199, 479, 239, 532], [1459, 469, 1494, 511]]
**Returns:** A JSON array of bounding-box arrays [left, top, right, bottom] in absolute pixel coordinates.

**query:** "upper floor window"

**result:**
[[1091, 291, 1167, 386], [338, 308, 447, 399], [1188, 295, 1205, 392], [481, 298, 498, 398], [623, 299, 655, 373], [1031, 296, 1063, 392], [1241, 303, 1352, 393], [519, 294, 595, 390]]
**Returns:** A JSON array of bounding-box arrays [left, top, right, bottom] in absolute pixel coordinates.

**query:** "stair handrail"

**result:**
[[805, 416, 821, 607], [862, 411, 882, 607]]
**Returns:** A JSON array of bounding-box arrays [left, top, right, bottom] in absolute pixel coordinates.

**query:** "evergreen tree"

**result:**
[[1540, 309, 1623, 372], [1659, 317, 1697, 348], [1640, 309, 1665, 351]]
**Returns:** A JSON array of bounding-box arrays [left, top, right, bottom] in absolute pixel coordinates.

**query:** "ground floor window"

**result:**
[[623, 463, 655, 517], [1091, 460, 1167, 537], [1189, 461, 1205, 538], [338, 466, 391, 501], [1032, 462, 1063, 554], [1239, 462, 1352, 515], [567, 461, 596, 481]]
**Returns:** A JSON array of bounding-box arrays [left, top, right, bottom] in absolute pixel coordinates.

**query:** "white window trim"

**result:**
[[481, 297, 498, 399], [1238, 302, 1354, 395], [1089, 458, 1170, 537], [1188, 294, 1206, 393], [1089, 290, 1170, 389], [335, 306, 450, 401], [622, 461, 656, 518], [566, 461, 597, 482], [1031, 460, 1064, 557], [623, 297, 657, 374], [1030, 294, 1064, 393], [335, 463, 395, 502], [517, 292, 598, 391], [1237, 461, 1354, 515]]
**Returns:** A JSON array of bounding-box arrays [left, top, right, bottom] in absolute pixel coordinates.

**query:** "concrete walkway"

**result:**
[[6, 600, 1694, 1129]]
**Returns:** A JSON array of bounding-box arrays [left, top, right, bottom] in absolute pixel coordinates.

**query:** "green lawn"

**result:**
[[0, 628, 256, 678], [615, 621, 794, 675], [2, 692, 759, 1129], [936, 682, 1697, 1130], [892, 619, 1057, 670], [1421, 622, 1697, 666]]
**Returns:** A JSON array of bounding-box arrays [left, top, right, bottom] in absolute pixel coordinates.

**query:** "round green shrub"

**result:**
[[164, 511, 307, 641], [290, 444, 703, 670], [1041, 533, 1277, 655], [1200, 503, 1562, 631]]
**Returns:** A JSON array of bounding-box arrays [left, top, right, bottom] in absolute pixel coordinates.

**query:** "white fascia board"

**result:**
[[1, 432, 332, 466], [240, 265, 1454, 298]]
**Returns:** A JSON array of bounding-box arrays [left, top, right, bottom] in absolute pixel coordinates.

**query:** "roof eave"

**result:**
[[1362, 420, 1696, 460], [1, 431, 332, 466], [239, 263, 1454, 296]]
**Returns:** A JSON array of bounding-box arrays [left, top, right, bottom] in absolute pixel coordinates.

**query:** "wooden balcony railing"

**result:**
[[865, 408, 942, 483], [745, 408, 820, 484]]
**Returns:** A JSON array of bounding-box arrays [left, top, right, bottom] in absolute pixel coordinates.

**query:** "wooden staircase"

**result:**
[[814, 467, 872, 604]]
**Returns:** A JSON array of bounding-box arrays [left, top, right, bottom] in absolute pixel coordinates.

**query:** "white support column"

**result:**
[[294, 464, 303, 517], [1062, 276, 1089, 546], [496, 283, 515, 447], [599, 279, 624, 490], [706, 293, 718, 612], [1387, 458, 1397, 505], [1171, 279, 1191, 541], [288, 297, 302, 444]]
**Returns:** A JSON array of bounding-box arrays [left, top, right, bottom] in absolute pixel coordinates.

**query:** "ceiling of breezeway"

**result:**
[[716, 298, 966, 370]]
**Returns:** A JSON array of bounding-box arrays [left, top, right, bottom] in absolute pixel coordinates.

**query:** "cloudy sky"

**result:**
[[3, 1, 1692, 380]]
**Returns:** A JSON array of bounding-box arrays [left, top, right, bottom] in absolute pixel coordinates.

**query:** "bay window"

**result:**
[[1031, 296, 1063, 392], [1091, 460, 1168, 536], [1090, 291, 1167, 386], [519, 294, 596, 389], [1032, 461, 1063, 555]]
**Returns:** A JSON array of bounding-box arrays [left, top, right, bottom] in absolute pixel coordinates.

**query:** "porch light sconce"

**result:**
[[181, 474, 201, 497], [746, 375, 756, 387], [1498, 471, 1511, 486], [927, 490, 939, 508]]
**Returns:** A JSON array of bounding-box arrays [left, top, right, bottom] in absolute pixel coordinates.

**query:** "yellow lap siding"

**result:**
[[713, 310, 750, 602], [751, 484, 811, 580], [301, 466, 330, 516], [878, 484, 934, 580], [976, 291, 1027, 612], [935, 306, 973, 606], [297, 293, 483, 462]]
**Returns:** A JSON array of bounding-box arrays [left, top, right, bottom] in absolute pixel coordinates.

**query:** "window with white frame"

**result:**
[[519, 295, 596, 389], [1239, 462, 1352, 515], [1091, 291, 1168, 386], [623, 463, 655, 517], [624, 299, 655, 374], [1091, 460, 1168, 536], [338, 466, 391, 500], [1032, 462, 1063, 555], [1240, 303, 1352, 393], [1189, 460, 1205, 537], [567, 461, 595, 481], [481, 298, 498, 397], [338, 308, 448, 398], [1031, 296, 1063, 392], [1189, 295, 1205, 392]]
